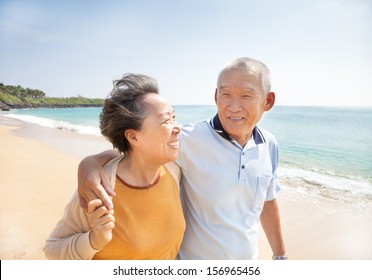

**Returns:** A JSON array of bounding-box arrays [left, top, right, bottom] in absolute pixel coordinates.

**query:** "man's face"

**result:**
[[215, 69, 274, 147]]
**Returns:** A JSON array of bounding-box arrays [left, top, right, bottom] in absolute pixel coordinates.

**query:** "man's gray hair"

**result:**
[[217, 57, 271, 94]]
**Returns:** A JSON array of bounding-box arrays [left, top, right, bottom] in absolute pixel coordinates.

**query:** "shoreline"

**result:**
[[1, 116, 372, 260]]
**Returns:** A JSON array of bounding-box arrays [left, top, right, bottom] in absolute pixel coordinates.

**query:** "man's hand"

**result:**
[[77, 152, 117, 210], [86, 199, 115, 250]]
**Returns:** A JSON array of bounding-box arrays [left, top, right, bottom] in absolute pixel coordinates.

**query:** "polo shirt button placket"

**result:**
[[241, 151, 246, 171]]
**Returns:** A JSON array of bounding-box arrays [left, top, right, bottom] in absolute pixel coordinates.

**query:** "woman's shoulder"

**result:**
[[164, 162, 181, 185], [103, 155, 126, 189]]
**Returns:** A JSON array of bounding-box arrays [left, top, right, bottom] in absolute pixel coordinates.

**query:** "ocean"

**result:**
[[2, 105, 372, 208]]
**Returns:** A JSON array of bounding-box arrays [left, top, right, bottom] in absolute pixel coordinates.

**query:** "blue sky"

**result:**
[[1, 0, 371, 106]]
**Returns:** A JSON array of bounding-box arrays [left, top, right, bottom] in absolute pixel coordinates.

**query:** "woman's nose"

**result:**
[[173, 123, 181, 134]]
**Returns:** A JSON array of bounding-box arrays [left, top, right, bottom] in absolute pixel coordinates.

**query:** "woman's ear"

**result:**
[[124, 129, 139, 147]]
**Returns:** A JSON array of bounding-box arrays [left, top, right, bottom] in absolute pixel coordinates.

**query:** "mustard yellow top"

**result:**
[[93, 165, 185, 260]]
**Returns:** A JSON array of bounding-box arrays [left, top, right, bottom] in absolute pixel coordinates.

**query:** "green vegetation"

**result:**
[[0, 83, 103, 110]]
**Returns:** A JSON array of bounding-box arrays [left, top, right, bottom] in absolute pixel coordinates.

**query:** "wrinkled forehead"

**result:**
[[218, 69, 262, 90]]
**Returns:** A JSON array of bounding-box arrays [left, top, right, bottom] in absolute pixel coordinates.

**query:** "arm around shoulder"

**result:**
[[78, 149, 120, 210]]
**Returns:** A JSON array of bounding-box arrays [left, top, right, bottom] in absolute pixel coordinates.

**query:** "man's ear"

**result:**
[[124, 129, 139, 147], [264, 92, 275, 111], [214, 88, 218, 104]]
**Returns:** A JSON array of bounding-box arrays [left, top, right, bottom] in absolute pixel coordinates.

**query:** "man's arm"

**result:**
[[78, 149, 120, 210], [260, 199, 287, 259]]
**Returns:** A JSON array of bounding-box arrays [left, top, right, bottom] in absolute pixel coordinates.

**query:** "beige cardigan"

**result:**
[[43, 156, 181, 260]]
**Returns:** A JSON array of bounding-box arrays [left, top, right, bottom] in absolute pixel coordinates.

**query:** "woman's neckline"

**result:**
[[116, 173, 161, 190]]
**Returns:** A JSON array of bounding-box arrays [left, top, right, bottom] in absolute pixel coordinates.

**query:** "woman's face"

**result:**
[[135, 93, 181, 164]]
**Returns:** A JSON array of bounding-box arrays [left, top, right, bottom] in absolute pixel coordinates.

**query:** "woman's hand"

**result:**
[[86, 199, 115, 250]]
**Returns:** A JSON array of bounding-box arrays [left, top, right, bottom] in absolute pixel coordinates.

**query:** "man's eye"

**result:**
[[243, 94, 256, 99]]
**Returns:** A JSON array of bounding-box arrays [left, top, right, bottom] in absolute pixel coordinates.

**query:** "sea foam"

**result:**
[[4, 114, 101, 136], [278, 165, 372, 208]]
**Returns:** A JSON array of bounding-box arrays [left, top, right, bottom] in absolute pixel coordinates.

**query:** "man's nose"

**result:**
[[228, 98, 242, 112]]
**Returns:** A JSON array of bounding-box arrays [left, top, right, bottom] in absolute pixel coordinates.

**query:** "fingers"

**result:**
[[87, 199, 104, 213], [78, 182, 101, 211], [94, 184, 114, 210], [78, 180, 113, 211], [86, 199, 115, 231], [78, 155, 115, 210], [97, 214, 116, 231], [79, 172, 115, 210], [92, 213, 115, 232]]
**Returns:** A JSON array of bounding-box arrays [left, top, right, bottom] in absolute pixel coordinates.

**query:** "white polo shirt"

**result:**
[[176, 115, 281, 259]]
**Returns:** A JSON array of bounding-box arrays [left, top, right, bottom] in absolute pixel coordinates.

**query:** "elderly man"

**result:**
[[78, 57, 287, 260]]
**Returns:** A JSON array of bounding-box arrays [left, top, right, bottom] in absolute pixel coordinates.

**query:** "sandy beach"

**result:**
[[1, 116, 372, 260]]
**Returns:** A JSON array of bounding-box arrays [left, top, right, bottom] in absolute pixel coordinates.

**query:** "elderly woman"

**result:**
[[44, 73, 185, 260]]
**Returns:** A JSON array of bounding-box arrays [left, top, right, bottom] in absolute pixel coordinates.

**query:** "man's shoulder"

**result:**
[[181, 120, 210, 133], [179, 120, 216, 147], [257, 126, 277, 144]]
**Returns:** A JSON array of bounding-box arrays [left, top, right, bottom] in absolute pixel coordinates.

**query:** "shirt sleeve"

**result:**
[[265, 133, 281, 201], [265, 175, 281, 201]]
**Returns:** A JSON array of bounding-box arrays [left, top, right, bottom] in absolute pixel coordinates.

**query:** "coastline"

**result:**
[[1, 116, 371, 260]]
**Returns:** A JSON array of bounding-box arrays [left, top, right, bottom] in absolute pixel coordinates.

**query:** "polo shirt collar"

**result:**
[[209, 114, 266, 145]]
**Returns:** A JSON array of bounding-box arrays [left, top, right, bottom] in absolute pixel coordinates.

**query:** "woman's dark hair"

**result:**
[[99, 73, 159, 153]]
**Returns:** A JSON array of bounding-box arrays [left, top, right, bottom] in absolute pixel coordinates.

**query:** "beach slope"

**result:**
[[1, 117, 371, 260]]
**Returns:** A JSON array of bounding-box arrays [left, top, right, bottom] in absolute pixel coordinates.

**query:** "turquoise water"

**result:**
[[261, 106, 372, 179], [2, 105, 372, 205]]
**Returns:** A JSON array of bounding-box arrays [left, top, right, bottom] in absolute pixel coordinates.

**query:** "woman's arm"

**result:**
[[43, 192, 99, 260]]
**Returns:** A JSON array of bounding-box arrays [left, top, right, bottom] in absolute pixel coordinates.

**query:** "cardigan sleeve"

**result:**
[[44, 156, 124, 260], [43, 191, 100, 260], [164, 161, 181, 190]]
